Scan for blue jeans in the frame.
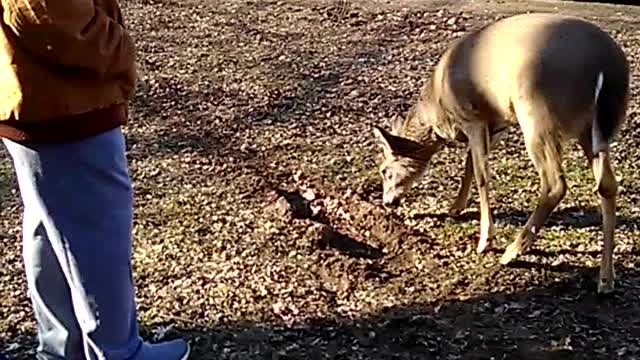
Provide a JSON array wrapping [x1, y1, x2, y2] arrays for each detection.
[[3, 128, 187, 360]]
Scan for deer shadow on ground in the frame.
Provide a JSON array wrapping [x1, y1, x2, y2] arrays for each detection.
[[414, 205, 640, 231]]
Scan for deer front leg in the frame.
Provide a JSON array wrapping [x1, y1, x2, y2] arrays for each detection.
[[468, 126, 495, 254], [449, 149, 473, 217], [450, 130, 506, 217]]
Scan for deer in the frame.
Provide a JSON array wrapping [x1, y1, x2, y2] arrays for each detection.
[[372, 13, 630, 294]]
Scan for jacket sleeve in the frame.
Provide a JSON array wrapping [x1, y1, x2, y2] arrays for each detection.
[[1, 0, 136, 78]]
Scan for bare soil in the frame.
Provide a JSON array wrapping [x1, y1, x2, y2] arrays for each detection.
[[2, 0, 640, 359]]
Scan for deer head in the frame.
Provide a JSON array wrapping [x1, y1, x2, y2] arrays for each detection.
[[372, 124, 444, 207]]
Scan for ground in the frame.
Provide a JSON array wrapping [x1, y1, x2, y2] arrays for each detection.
[[2, 0, 640, 359]]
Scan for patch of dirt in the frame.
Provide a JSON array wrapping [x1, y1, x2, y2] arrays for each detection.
[[2, 0, 640, 359]]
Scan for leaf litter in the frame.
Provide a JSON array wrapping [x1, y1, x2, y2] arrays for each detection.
[[2, 0, 640, 359]]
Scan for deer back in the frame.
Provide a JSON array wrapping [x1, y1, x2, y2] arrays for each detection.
[[415, 13, 629, 142]]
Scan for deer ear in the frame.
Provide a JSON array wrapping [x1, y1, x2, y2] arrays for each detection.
[[390, 114, 403, 135], [373, 125, 393, 154]]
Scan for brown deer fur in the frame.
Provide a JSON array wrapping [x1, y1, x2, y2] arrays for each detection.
[[373, 13, 629, 294]]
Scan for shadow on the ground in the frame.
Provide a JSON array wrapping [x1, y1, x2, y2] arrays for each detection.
[[4, 265, 639, 359], [123, 0, 465, 163], [168, 264, 640, 360], [414, 205, 640, 232], [567, 0, 638, 4], [125, 38, 394, 162]]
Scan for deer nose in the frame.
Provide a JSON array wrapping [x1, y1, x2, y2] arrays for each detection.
[[383, 196, 400, 208]]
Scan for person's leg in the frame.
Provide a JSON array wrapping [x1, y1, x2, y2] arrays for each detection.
[[3, 127, 189, 360], [22, 211, 84, 359]]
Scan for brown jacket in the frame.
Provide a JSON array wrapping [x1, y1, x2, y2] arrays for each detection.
[[0, 0, 137, 142]]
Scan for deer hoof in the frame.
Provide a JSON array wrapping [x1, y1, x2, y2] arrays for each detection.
[[448, 207, 464, 218], [500, 241, 522, 265], [448, 198, 468, 218], [598, 265, 615, 295], [476, 237, 492, 254], [597, 278, 615, 295]]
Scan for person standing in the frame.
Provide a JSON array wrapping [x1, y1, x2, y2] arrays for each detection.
[[0, 0, 189, 359]]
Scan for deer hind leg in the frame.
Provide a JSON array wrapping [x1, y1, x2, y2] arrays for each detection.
[[594, 150, 617, 294], [500, 127, 566, 265], [450, 130, 506, 217], [579, 134, 617, 294], [465, 124, 495, 254]]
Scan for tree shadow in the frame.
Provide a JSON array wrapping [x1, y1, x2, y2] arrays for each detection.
[[4, 265, 639, 359], [161, 264, 640, 360], [126, 16, 397, 162], [567, 0, 638, 4], [123, 1, 491, 166]]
